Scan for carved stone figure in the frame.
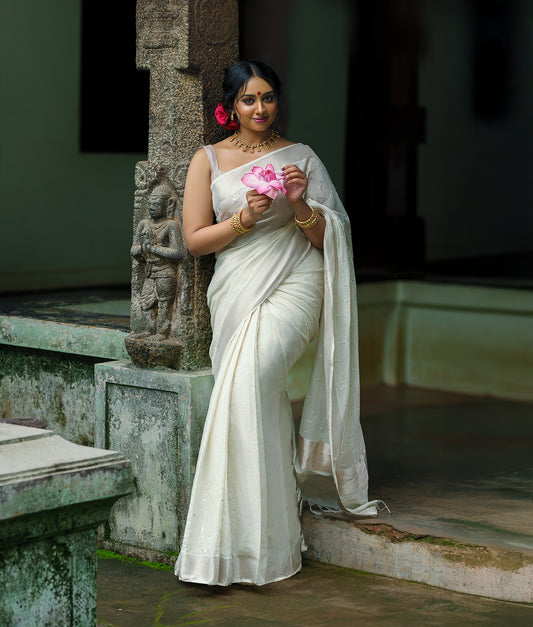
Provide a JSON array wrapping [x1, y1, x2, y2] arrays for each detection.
[[130, 184, 181, 340], [126, 180, 183, 368]]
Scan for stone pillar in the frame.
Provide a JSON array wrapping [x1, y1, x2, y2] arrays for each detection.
[[97, 1, 239, 559], [127, 0, 239, 371]]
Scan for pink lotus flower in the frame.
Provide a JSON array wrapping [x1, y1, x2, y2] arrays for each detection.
[[241, 164, 286, 200]]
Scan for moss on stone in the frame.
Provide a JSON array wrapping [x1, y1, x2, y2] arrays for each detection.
[[98, 549, 173, 571], [0, 345, 98, 445], [0, 344, 98, 384]]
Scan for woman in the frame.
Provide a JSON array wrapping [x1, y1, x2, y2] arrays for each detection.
[[175, 61, 384, 587]]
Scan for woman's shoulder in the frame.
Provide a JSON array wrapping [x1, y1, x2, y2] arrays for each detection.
[[187, 147, 212, 178], [278, 139, 316, 153], [189, 147, 210, 166], [212, 137, 233, 150], [276, 136, 295, 149]]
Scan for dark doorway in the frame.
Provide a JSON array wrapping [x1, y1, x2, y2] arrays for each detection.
[[80, 0, 149, 153], [345, 0, 426, 280]]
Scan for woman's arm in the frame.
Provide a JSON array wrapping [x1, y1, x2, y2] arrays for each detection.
[[283, 164, 326, 250], [182, 149, 237, 257], [183, 149, 273, 257]]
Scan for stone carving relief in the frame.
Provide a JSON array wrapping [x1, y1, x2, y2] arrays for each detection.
[[131, 183, 181, 339], [126, 173, 183, 368]]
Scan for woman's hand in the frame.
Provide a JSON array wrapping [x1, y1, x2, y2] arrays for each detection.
[[282, 164, 308, 204], [241, 190, 273, 228], [283, 163, 325, 250]]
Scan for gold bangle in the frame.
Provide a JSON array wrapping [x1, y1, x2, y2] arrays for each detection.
[[231, 208, 253, 234], [295, 206, 320, 229]]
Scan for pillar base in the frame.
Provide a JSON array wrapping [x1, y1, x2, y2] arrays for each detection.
[[95, 360, 213, 556]]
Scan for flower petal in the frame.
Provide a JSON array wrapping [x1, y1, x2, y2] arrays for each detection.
[[270, 181, 286, 195], [241, 173, 261, 188], [241, 165, 285, 197], [255, 182, 272, 194], [264, 188, 278, 200], [214, 103, 229, 126]]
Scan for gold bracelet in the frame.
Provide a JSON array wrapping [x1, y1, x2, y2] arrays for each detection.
[[231, 208, 253, 234], [295, 206, 320, 229]]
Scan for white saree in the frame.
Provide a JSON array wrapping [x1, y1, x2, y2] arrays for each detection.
[[175, 143, 382, 587]]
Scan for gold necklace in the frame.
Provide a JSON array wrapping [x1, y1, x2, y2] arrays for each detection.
[[229, 130, 280, 154]]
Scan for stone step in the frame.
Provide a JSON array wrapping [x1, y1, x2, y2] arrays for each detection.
[[302, 511, 533, 603]]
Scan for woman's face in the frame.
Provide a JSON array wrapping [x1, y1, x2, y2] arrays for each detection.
[[233, 76, 278, 134]]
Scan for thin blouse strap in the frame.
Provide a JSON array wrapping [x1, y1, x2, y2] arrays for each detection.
[[203, 145, 221, 183]]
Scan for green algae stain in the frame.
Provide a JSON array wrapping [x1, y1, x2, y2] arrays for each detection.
[[0, 344, 98, 384], [153, 590, 181, 625], [97, 549, 173, 571]]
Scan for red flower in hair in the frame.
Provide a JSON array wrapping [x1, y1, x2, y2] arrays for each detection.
[[215, 102, 239, 130]]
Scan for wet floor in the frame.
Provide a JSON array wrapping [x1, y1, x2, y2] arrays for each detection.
[[362, 393, 533, 554], [97, 557, 533, 626], [98, 387, 533, 626]]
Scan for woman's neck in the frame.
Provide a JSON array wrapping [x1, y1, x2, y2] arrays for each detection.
[[234, 127, 273, 144]]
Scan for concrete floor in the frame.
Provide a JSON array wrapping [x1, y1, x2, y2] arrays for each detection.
[[97, 557, 533, 626], [97, 386, 533, 625]]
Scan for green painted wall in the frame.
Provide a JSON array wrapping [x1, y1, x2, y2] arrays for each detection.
[[286, 0, 355, 200], [0, 0, 354, 294], [418, 0, 533, 261], [0, 0, 146, 292]]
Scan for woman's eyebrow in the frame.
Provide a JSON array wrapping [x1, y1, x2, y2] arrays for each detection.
[[239, 90, 274, 98]]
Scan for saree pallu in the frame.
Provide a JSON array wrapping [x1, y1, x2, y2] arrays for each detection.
[[176, 144, 380, 586]]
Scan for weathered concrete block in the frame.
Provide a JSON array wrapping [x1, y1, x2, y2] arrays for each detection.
[[0, 424, 133, 626], [94, 360, 213, 557], [302, 513, 533, 603], [0, 300, 129, 446], [0, 345, 99, 446]]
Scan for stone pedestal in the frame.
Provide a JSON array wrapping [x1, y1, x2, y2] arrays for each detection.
[[94, 360, 213, 558], [0, 424, 133, 627]]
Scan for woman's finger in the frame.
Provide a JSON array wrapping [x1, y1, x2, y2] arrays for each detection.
[[246, 189, 263, 200], [285, 173, 306, 183], [282, 164, 304, 175]]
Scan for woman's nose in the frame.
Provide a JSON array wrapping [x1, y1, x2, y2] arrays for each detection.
[[255, 100, 265, 114]]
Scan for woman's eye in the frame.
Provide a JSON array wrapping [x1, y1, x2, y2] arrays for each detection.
[[243, 98, 254, 105], [264, 95, 274, 103]]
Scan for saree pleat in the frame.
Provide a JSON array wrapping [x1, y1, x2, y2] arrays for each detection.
[[176, 144, 379, 586], [177, 247, 323, 585]]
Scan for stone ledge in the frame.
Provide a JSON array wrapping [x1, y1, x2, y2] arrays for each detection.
[[302, 512, 533, 603], [0, 425, 133, 522], [0, 314, 128, 360]]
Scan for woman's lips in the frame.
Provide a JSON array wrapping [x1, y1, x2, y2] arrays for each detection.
[[253, 118, 267, 123]]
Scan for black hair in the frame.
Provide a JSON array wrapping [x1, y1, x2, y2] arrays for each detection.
[[221, 61, 282, 115]]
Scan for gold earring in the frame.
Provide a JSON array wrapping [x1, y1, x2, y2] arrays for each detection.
[[231, 112, 236, 121]]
